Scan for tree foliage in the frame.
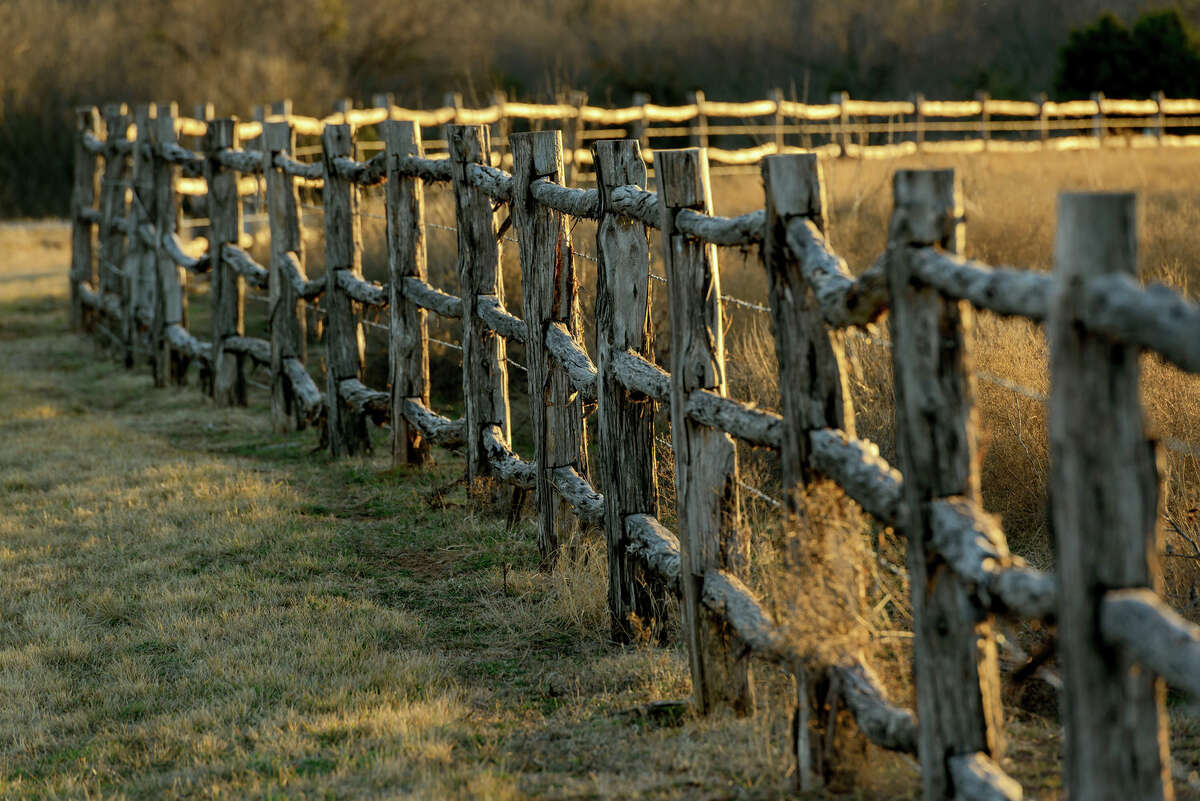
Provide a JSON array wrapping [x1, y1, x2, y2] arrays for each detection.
[[1056, 9, 1200, 98]]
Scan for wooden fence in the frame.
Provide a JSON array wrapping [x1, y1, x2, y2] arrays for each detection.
[[68, 99, 1200, 801]]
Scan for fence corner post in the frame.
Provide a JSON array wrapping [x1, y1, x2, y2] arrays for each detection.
[[1049, 191, 1170, 801], [594, 138, 661, 642], [887, 168, 1004, 800], [383, 120, 432, 466], [655, 147, 753, 716]]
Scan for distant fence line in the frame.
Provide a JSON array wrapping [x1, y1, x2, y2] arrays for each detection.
[[68, 99, 1200, 801]]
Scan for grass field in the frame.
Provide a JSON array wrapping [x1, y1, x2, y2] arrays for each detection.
[[3, 145, 1200, 799]]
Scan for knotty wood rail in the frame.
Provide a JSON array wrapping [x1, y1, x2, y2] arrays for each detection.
[[69, 99, 1200, 801]]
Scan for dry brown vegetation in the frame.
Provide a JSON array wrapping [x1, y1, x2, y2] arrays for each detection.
[[4, 144, 1200, 798]]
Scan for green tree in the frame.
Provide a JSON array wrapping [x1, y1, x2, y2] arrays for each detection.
[[1056, 9, 1200, 98]]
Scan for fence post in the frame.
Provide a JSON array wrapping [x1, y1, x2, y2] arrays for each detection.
[[511, 130, 588, 567], [150, 105, 186, 387], [320, 123, 371, 455], [1092, 91, 1106, 143], [887, 169, 1004, 801], [912, 93, 926, 151], [1035, 93, 1049, 147], [490, 90, 509, 165], [770, 87, 786, 152], [762, 152, 861, 789], [594, 139, 660, 643], [125, 102, 158, 369], [448, 124, 511, 484], [688, 90, 709, 149], [1049, 192, 1170, 801], [632, 92, 651, 151], [655, 147, 752, 715], [562, 90, 587, 186], [1153, 90, 1166, 142], [70, 106, 101, 332], [264, 121, 308, 431], [834, 91, 850, 156], [383, 120, 432, 466], [205, 118, 246, 406], [976, 90, 990, 148], [97, 104, 131, 352]]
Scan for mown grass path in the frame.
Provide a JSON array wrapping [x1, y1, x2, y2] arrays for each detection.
[[0, 227, 814, 800]]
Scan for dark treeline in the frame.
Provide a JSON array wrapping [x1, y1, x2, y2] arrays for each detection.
[[2, 0, 1196, 216]]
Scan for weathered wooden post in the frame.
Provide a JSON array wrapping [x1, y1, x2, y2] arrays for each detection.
[[976, 90, 991, 148], [594, 139, 660, 642], [512, 130, 589, 566], [1049, 192, 1171, 801], [97, 104, 131, 350], [762, 152, 861, 789], [912, 93, 926, 151], [264, 121, 308, 431], [561, 90, 587, 186], [688, 90, 709, 149], [448, 124, 511, 483], [1035, 93, 1049, 146], [205, 118, 246, 405], [632, 92, 651, 151], [886, 169, 1004, 800], [383, 120, 432, 466], [125, 102, 158, 369], [321, 123, 371, 455], [1153, 90, 1166, 143], [770, 88, 786, 152], [834, 91, 851, 157], [655, 147, 752, 715], [1092, 91, 1106, 143], [490, 90, 509, 165], [150, 105, 187, 387], [70, 106, 101, 332]]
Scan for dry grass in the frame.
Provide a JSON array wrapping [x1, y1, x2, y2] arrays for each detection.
[[8, 144, 1200, 799]]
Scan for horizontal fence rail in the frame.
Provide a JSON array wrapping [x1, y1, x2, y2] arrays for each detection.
[[67, 95, 1200, 801]]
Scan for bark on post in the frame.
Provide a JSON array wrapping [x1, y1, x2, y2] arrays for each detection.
[[448, 124, 511, 484], [383, 120, 431, 466], [594, 139, 661, 642], [125, 102, 157, 368], [264, 121, 308, 431], [886, 169, 1004, 801], [71, 106, 101, 332], [1049, 192, 1171, 801], [151, 105, 186, 387], [321, 123, 371, 456], [655, 147, 752, 715], [205, 118, 246, 405], [512, 130, 589, 567], [762, 152, 862, 790], [98, 104, 131, 349], [688, 91, 709, 149]]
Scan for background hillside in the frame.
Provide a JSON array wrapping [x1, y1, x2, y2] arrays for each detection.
[[2, 0, 1197, 216]]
